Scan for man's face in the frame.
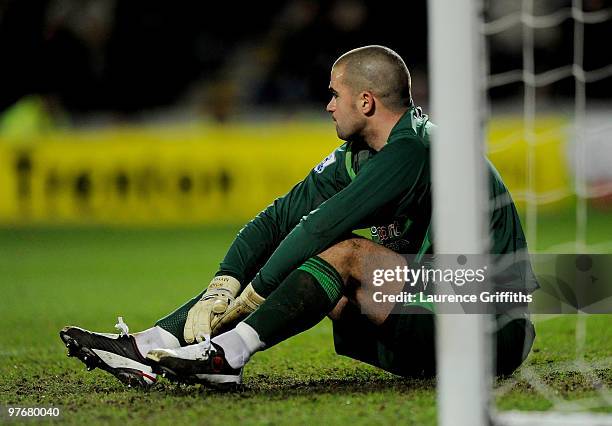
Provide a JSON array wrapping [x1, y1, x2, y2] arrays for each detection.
[[326, 65, 365, 141]]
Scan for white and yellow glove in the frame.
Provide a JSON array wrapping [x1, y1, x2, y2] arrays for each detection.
[[212, 283, 266, 335], [184, 275, 241, 344]]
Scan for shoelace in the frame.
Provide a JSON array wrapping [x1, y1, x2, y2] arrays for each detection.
[[114, 316, 130, 337], [198, 335, 216, 360]]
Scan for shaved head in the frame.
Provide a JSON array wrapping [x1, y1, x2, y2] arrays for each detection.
[[333, 45, 413, 112]]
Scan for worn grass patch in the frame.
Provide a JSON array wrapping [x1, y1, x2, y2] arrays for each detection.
[[1, 226, 610, 424]]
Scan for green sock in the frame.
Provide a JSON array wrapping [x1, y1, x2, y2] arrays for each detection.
[[155, 290, 205, 345], [245, 256, 344, 347]]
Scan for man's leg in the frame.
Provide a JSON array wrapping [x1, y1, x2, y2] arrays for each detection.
[[148, 237, 536, 382], [59, 292, 202, 387], [242, 237, 409, 346], [154, 291, 206, 345], [146, 263, 340, 384], [147, 238, 425, 381]]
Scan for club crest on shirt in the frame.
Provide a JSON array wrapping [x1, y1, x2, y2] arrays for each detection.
[[314, 152, 336, 174]]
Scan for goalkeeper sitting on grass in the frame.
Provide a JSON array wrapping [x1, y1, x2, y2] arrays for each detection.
[[60, 45, 538, 388]]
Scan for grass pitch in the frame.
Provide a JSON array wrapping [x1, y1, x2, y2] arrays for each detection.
[[1, 210, 611, 425]]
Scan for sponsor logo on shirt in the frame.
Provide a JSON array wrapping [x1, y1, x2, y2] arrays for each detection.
[[370, 221, 402, 242], [314, 152, 336, 174]]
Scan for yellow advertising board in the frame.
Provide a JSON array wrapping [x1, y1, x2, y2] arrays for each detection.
[[0, 117, 572, 226], [0, 123, 340, 225], [487, 115, 572, 210]]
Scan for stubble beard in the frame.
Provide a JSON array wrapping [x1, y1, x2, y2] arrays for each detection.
[[335, 124, 348, 141], [336, 120, 365, 143]]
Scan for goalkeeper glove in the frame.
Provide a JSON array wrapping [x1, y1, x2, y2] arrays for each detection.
[[212, 283, 265, 334], [184, 275, 241, 344]]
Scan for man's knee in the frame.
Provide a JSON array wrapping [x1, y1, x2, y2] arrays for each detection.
[[320, 237, 369, 259], [318, 237, 372, 277]]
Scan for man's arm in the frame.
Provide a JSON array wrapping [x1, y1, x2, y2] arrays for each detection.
[[217, 144, 351, 286], [184, 145, 351, 342], [252, 138, 429, 297]]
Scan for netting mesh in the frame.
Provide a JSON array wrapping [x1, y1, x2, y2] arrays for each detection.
[[482, 0, 612, 421]]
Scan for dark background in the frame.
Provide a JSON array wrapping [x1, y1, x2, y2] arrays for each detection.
[[0, 0, 610, 121]]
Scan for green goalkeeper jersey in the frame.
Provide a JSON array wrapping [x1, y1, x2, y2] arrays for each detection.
[[218, 107, 538, 297]]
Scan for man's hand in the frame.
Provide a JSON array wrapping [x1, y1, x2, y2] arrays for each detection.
[[212, 283, 265, 334], [184, 276, 241, 344]]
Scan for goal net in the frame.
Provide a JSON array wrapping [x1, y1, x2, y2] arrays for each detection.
[[429, 0, 612, 425]]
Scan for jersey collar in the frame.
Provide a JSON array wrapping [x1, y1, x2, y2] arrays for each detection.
[[387, 106, 419, 144]]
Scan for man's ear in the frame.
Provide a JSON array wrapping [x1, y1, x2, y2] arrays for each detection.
[[360, 91, 375, 115]]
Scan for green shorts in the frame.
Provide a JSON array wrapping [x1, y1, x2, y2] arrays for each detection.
[[332, 303, 535, 378]]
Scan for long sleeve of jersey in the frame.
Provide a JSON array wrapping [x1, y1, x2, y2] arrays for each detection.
[[216, 145, 351, 287], [252, 137, 429, 297]]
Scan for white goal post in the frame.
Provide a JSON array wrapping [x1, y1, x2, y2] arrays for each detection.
[[429, 0, 491, 426], [429, 0, 612, 425]]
